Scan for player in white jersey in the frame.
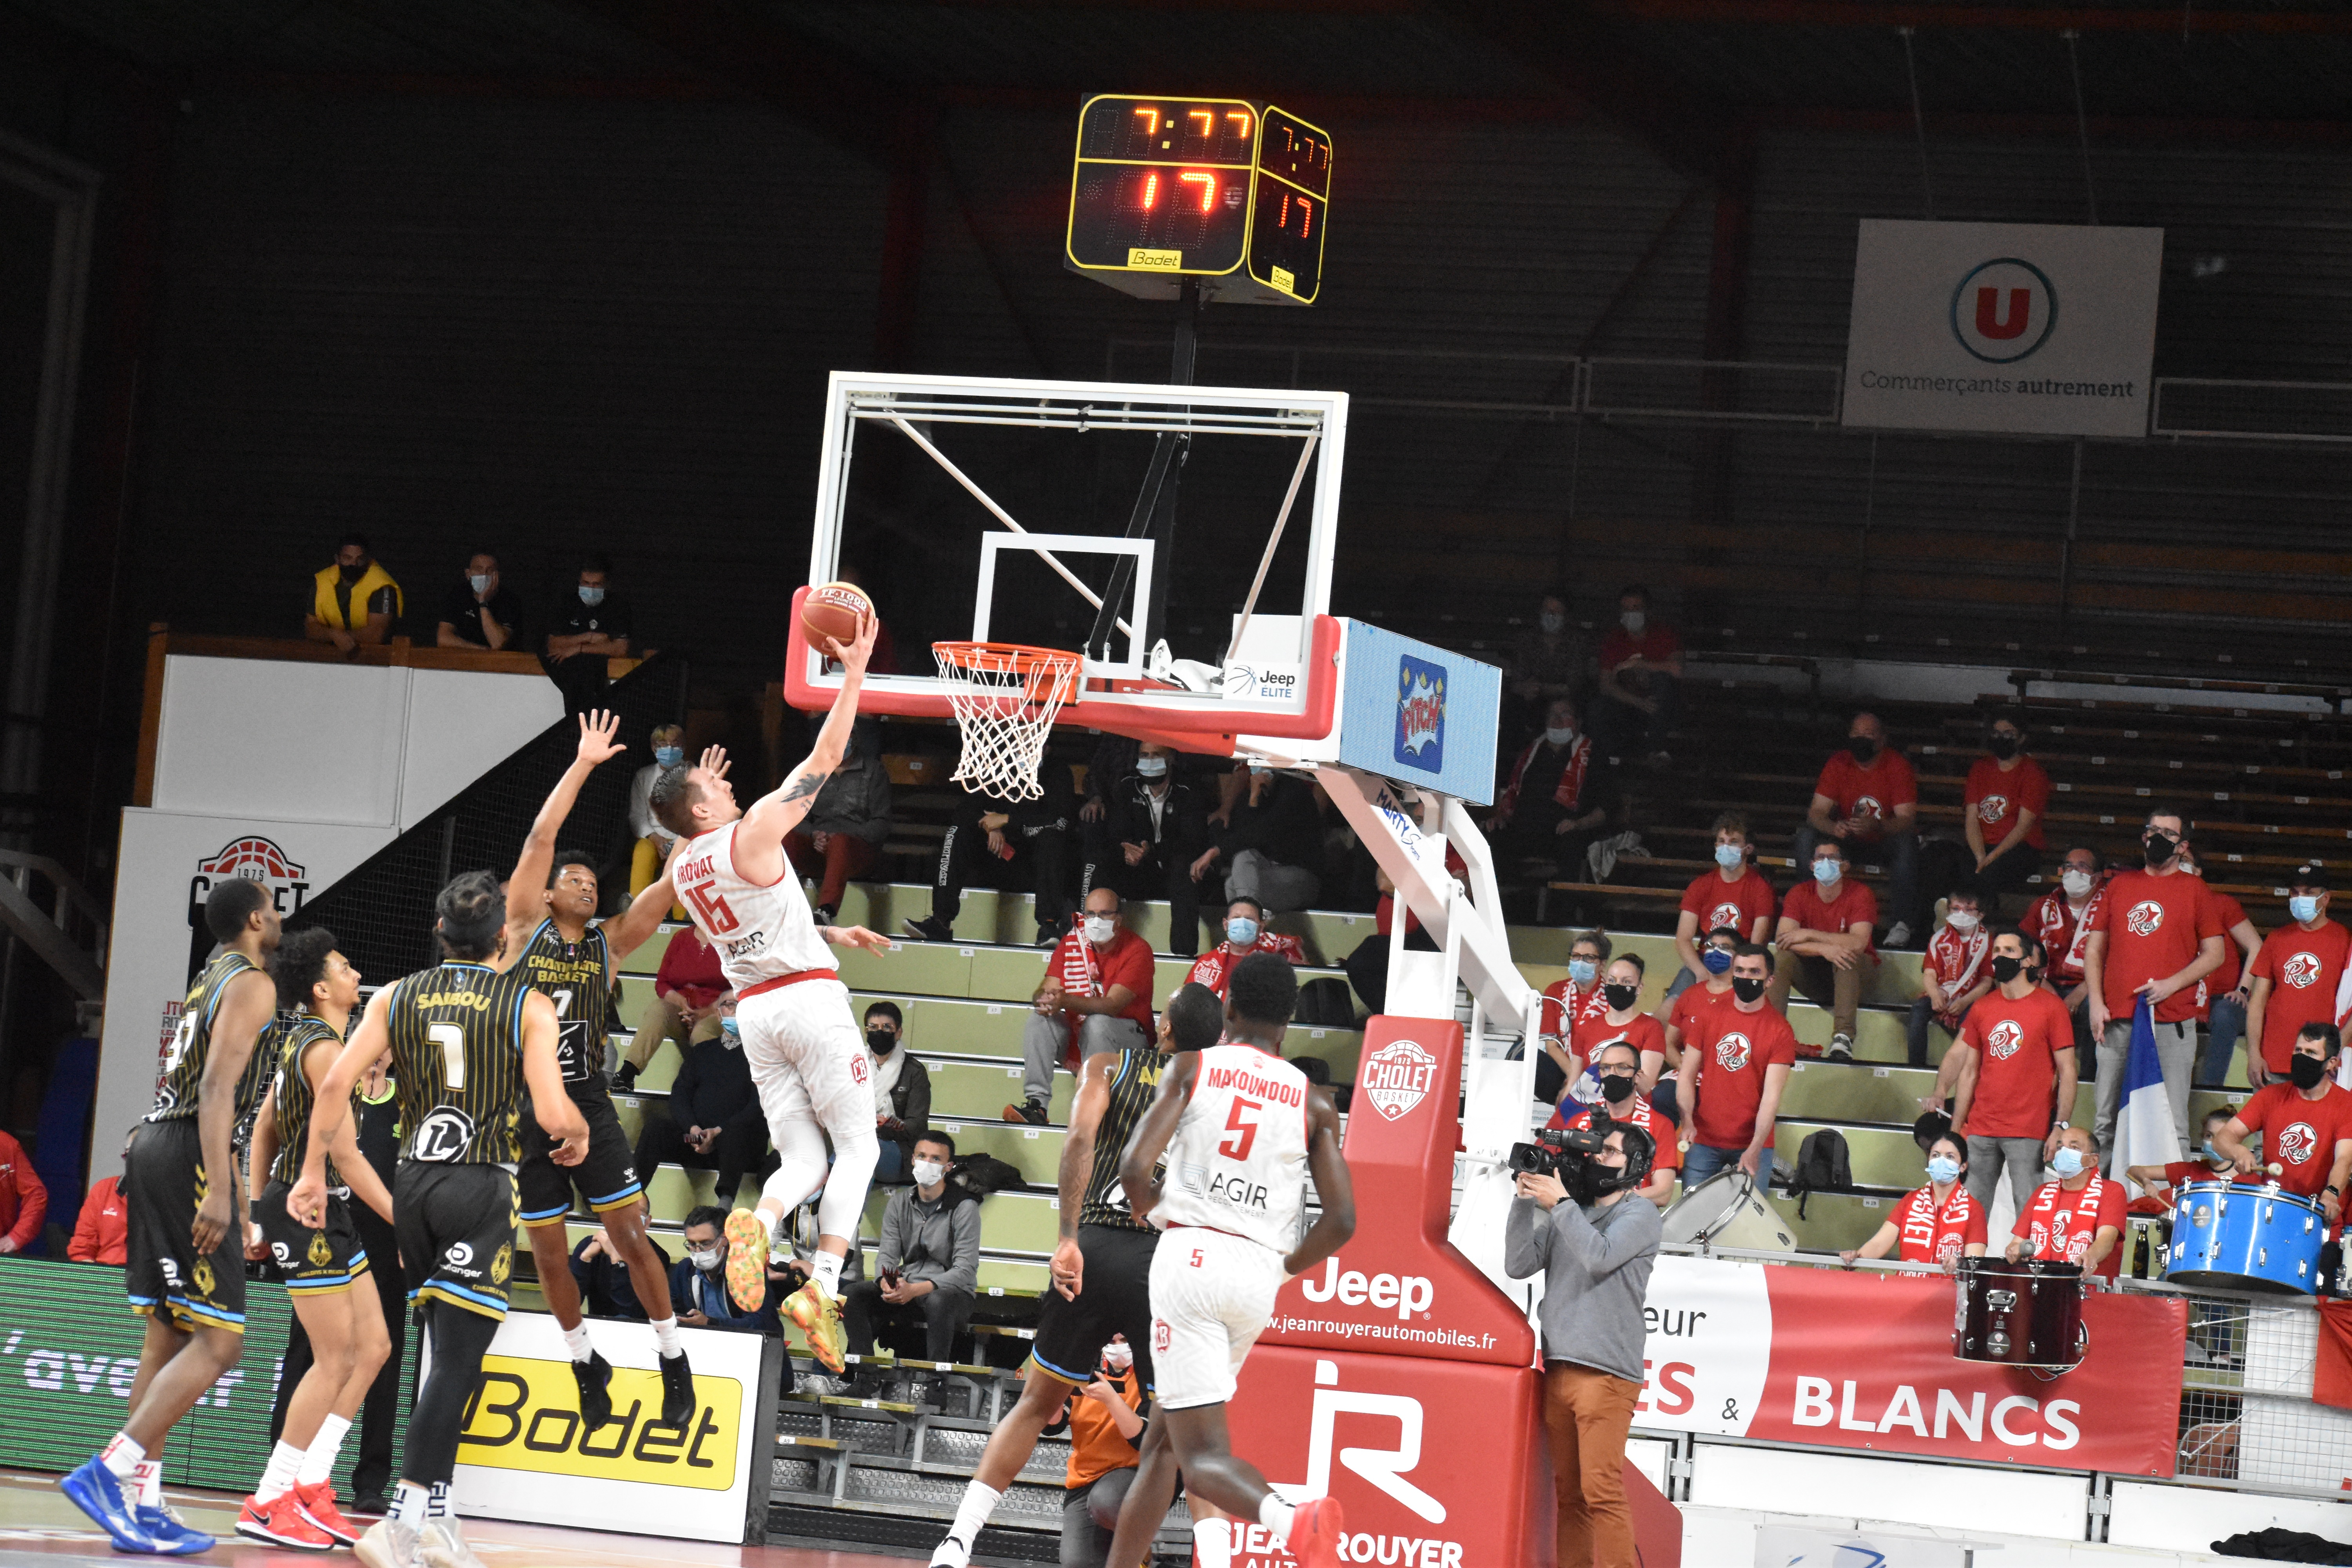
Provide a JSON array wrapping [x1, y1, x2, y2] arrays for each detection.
[[646, 609, 889, 1371], [1104, 951, 1356, 1568]]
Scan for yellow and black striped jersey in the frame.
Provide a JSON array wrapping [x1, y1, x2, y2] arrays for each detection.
[[265, 1014, 356, 1189], [1078, 1044, 1173, 1231], [513, 918, 613, 1098], [148, 951, 273, 1132], [384, 961, 534, 1165]]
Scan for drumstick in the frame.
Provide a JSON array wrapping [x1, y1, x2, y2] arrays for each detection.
[[2268, 1162, 2284, 1177]]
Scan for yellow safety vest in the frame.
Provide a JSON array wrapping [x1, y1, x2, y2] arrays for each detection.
[[312, 562, 403, 630]]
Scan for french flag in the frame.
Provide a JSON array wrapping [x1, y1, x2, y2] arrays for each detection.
[[2108, 998, 2182, 1178]]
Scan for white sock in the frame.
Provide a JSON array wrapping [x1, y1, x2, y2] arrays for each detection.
[[1258, 1494, 1296, 1546], [943, 1479, 1001, 1550], [299, 1415, 350, 1488], [562, 1322, 594, 1363], [392, 1482, 430, 1526], [427, 1482, 451, 1520], [812, 1251, 844, 1297], [133, 1460, 163, 1509], [650, 1316, 684, 1357], [99, 1432, 145, 1482], [256, 1440, 303, 1502], [1194, 1517, 1233, 1568]]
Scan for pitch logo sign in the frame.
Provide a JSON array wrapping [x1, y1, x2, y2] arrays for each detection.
[[2125, 900, 2166, 938], [2283, 951, 2323, 990], [1950, 258, 2056, 365], [1392, 655, 1446, 774], [1359, 1038, 1438, 1122]]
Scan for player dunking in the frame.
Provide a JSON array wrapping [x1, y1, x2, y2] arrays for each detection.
[[647, 609, 889, 1370], [927, 982, 1227, 1568], [292, 871, 588, 1568], [63, 878, 281, 1555], [496, 710, 697, 1428], [1105, 953, 1356, 1568], [238, 927, 395, 1550]]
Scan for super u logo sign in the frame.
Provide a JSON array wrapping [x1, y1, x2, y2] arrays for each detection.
[[1950, 257, 2057, 364], [1392, 655, 1445, 774]]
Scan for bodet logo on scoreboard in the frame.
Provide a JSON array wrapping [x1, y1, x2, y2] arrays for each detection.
[[456, 1352, 740, 1489]]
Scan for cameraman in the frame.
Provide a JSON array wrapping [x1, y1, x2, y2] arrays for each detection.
[[1505, 1124, 1662, 1568]]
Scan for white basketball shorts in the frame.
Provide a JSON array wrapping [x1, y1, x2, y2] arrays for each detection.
[[737, 976, 871, 1140], [1147, 1224, 1288, 1411]]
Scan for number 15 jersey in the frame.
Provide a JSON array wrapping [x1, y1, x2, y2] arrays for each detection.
[[385, 960, 534, 1165], [671, 819, 833, 988], [1152, 1043, 1314, 1255]]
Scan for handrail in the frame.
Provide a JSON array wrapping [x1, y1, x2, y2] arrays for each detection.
[[0, 849, 105, 1000], [0, 848, 107, 930]]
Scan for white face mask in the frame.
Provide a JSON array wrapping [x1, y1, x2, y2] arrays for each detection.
[[1620, 610, 1646, 634], [468, 573, 492, 595], [1135, 755, 1168, 778], [688, 1245, 722, 1271], [1103, 1343, 1134, 1372], [1945, 910, 1980, 932], [1544, 725, 1576, 746], [911, 1159, 946, 1187], [2061, 868, 2094, 898], [1539, 611, 1565, 634], [1084, 916, 1116, 945]]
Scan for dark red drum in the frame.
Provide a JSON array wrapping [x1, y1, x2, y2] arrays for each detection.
[[1952, 1256, 2086, 1371]]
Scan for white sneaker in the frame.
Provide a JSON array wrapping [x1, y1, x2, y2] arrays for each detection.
[[1827, 1033, 1855, 1062], [929, 1535, 973, 1568], [419, 1519, 486, 1568], [355, 1519, 421, 1568]]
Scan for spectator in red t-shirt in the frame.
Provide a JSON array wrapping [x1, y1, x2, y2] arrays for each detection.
[[1907, 887, 1993, 1069], [615, 922, 728, 1089], [2178, 843, 2263, 1090], [1770, 839, 1877, 1061], [1795, 712, 1922, 947], [1944, 927, 2079, 1219], [1670, 812, 1776, 999], [1558, 953, 1667, 1111], [1658, 927, 1739, 1129], [2213, 1023, 2352, 1221], [1536, 929, 1613, 1105], [68, 1173, 129, 1265], [2123, 1107, 2244, 1217], [1548, 1037, 1679, 1207], [1184, 896, 1306, 1001], [0, 1129, 48, 1255], [1013, 887, 1154, 1125], [2245, 867, 2351, 1090], [1588, 584, 1681, 765], [2008, 1127, 2125, 1281], [1679, 945, 1799, 1187], [1840, 1133, 1987, 1273], [1963, 708, 2050, 902], [2025, 845, 2105, 1059], [2085, 807, 2226, 1159]]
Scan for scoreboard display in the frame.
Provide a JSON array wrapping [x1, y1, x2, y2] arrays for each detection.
[[1065, 94, 1332, 305]]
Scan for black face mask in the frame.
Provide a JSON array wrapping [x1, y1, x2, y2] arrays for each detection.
[[867, 1028, 898, 1056], [338, 560, 368, 583], [2144, 831, 2180, 868], [1849, 735, 1880, 763], [1599, 1073, 1636, 1104], [2291, 1053, 2330, 1091], [1602, 983, 1639, 1011], [1988, 734, 2020, 759], [1989, 955, 2025, 984], [1731, 976, 1767, 1003]]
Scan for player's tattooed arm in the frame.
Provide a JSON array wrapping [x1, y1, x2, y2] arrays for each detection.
[[739, 613, 877, 854]]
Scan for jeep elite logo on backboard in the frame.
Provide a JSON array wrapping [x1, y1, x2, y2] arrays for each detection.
[[1360, 1039, 1439, 1122]]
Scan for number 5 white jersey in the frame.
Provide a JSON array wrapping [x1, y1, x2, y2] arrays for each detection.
[[1152, 1044, 1314, 1255], [671, 820, 834, 988]]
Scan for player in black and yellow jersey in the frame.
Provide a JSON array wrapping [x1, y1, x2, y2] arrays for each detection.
[[291, 871, 584, 1568], [926, 983, 1224, 1568], [495, 710, 694, 1428], [239, 926, 396, 1551], [62, 878, 281, 1556]]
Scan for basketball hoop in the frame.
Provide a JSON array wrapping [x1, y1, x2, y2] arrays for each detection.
[[933, 641, 1085, 800]]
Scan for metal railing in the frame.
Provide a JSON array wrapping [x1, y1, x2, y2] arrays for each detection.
[[0, 849, 104, 1001]]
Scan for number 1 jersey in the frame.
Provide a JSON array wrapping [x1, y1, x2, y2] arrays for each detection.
[[385, 960, 534, 1165], [1153, 1043, 1314, 1255], [671, 819, 833, 988]]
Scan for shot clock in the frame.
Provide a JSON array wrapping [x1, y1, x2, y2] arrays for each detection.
[[1065, 94, 1332, 306]]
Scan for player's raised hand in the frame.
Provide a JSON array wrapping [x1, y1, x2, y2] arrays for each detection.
[[699, 744, 731, 780], [824, 924, 892, 952], [823, 608, 880, 676], [576, 709, 626, 766]]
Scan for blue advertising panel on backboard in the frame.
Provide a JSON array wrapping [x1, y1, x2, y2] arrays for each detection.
[[1335, 620, 1501, 804]]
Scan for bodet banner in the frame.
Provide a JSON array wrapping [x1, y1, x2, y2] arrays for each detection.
[[1631, 1257, 2185, 1476], [1842, 218, 2163, 438]]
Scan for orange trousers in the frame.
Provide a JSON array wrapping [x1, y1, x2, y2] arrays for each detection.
[[1543, 1360, 1641, 1568]]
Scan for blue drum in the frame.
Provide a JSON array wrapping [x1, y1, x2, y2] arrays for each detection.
[[2166, 1180, 2327, 1294]]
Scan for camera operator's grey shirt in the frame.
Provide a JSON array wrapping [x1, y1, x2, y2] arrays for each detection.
[[1505, 1193, 1662, 1383]]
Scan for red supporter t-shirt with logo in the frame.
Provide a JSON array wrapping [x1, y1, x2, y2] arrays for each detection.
[[2090, 867, 2222, 1024], [2201, 892, 2250, 1004], [1183, 932, 1306, 1002], [1781, 877, 1880, 954], [1571, 1009, 1668, 1073], [1965, 755, 2052, 851], [1957, 985, 2077, 1140], [1548, 1093, 1682, 1172], [1666, 982, 1730, 1052], [2234, 1081, 2352, 1200], [1688, 1004, 1800, 1151], [1680, 867, 1778, 942], [2249, 921, 2352, 1075], [1047, 926, 1156, 1057], [1539, 976, 1609, 1042], [1812, 749, 1918, 835], [2024, 1174, 2127, 1280], [1895, 1182, 1987, 1266]]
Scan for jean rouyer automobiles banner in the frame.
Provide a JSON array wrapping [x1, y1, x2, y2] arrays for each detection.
[[1631, 1257, 2187, 1476], [1842, 219, 2164, 437]]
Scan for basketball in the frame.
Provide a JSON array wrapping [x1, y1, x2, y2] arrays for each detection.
[[800, 580, 872, 649]]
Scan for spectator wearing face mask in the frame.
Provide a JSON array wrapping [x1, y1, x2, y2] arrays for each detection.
[[1195, 760, 1324, 912], [1559, 955, 1666, 1112], [1659, 927, 1741, 1125], [1907, 887, 1992, 1069], [1840, 1134, 1985, 1274], [614, 923, 727, 1089], [303, 534, 400, 654], [1185, 897, 1305, 1001], [2177, 844, 2261, 1092], [2026, 846, 2105, 1061], [2083, 808, 2225, 1158], [670, 1206, 783, 1331], [1009, 888, 1153, 1126], [783, 717, 894, 927], [1048, 1334, 1149, 1568], [1794, 711, 1921, 947], [1548, 1040, 1678, 1207], [1506, 592, 1590, 742], [1962, 709, 2048, 902], [1940, 928, 2078, 1220], [863, 1002, 933, 1185], [1670, 813, 1776, 1000], [2124, 1108, 2249, 1217], [1092, 744, 1209, 958], [434, 550, 523, 651], [629, 995, 767, 1208], [1587, 584, 1681, 765], [2007, 1127, 2125, 1280], [544, 554, 632, 714], [1678, 944, 1799, 1188], [624, 722, 688, 915], [2244, 867, 2351, 1091], [842, 1132, 982, 1364], [1770, 839, 1878, 1062], [1490, 697, 1621, 882], [1537, 930, 1613, 1105], [2212, 1024, 2352, 1227]]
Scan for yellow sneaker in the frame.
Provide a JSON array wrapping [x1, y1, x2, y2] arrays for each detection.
[[787, 1278, 847, 1373], [722, 1209, 771, 1314]]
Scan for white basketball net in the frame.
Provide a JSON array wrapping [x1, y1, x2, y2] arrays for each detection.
[[933, 642, 1083, 800]]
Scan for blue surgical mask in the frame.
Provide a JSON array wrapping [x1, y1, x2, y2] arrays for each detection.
[[1714, 843, 1744, 871], [1702, 948, 1733, 975], [1226, 917, 1259, 947], [654, 746, 683, 768], [468, 573, 492, 595], [1813, 858, 1841, 885], [1136, 755, 1168, 779], [1568, 958, 1598, 986], [2291, 895, 2322, 923], [1927, 1156, 1961, 1185], [2201, 1140, 2224, 1164], [720, 1018, 740, 1046], [2052, 1147, 2087, 1178], [579, 584, 606, 607]]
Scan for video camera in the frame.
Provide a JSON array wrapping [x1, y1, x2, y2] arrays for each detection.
[[1506, 1108, 1655, 1204]]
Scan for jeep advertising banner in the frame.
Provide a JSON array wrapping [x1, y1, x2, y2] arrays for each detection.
[[1842, 219, 2163, 438]]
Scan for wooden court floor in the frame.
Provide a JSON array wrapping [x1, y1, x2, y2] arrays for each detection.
[[0, 1473, 909, 1566]]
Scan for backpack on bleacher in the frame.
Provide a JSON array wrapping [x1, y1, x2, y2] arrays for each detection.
[[1788, 1128, 1851, 1220], [949, 1152, 1025, 1197], [1293, 977, 1358, 1029]]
